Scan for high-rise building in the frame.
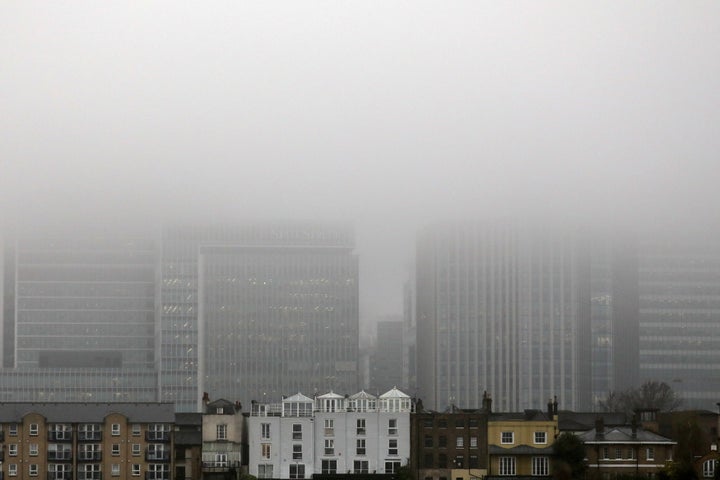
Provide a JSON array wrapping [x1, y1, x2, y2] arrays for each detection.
[[160, 223, 359, 411], [0, 231, 160, 402], [369, 318, 405, 393], [637, 229, 720, 409], [415, 221, 594, 412]]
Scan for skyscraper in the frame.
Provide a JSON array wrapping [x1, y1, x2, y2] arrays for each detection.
[[415, 221, 593, 411], [637, 229, 720, 409], [160, 223, 359, 411]]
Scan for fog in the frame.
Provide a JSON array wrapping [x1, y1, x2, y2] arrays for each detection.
[[2, 1, 719, 320]]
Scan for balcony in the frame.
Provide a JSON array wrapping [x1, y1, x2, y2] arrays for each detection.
[[77, 472, 102, 480], [77, 452, 102, 462], [202, 461, 241, 472], [48, 432, 74, 442], [47, 473, 73, 480], [47, 452, 73, 461], [145, 473, 170, 480], [146, 431, 171, 442], [77, 431, 102, 442], [146, 452, 171, 462]]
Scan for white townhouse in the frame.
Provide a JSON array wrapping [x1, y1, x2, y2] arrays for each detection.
[[249, 388, 413, 479]]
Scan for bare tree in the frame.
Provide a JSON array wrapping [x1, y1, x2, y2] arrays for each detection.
[[599, 381, 682, 414]]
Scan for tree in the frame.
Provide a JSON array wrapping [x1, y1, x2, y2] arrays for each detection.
[[599, 381, 682, 414], [552, 432, 587, 480]]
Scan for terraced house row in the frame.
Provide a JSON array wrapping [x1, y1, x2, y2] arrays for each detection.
[[2, 393, 704, 480]]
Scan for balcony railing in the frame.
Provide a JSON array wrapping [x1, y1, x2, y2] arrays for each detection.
[[77, 452, 102, 462], [77, 432, 102, 442], [48, 432, 74, 442], [78, 472, 102, 480], [47, 452, 73, 461], [146, 452, 171, 462], [146, 431, 171, 442], [202, 461, 241, 471], [47, 473, 73, 480], [145, 473, 170, 480]]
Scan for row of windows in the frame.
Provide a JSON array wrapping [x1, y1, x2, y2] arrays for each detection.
[[3, 463, 168, 477], [259, 439, 400, 459], [498, 456, 549, 476], [256, 418, 394, 441], [422, 417, 481, 429], [4, 443, 169, 457], [600, 447, 657, 461], [2, 423, 170, 436], [424, 435, 480, 448], [256, 460, 401, 479]]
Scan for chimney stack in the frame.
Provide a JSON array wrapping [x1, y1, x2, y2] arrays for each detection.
[[482, 391, 492, 413], [631, 414, 638, 439], [595, 417, 605, 440]]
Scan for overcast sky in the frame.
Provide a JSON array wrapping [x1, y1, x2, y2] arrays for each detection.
[[2, 1, 719, 320]]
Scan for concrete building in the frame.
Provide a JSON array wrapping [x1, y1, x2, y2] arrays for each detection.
[[0, 402, 174, 480], [160, 223, 359, 412], [369, 318, 405, 393], [415, 221, 593, 412], [248, 388, 412, 479]]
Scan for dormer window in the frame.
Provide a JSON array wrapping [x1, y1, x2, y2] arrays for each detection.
[[217, 407, 224, 414]]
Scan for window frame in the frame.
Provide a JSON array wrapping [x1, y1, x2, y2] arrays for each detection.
[[499, 456, 516, 476], [388, 438, 399, 456], [217, 424, 228, 440], [531, 456, 549, 476], [111, 423, 121, 436], [500, 431, 514, 445], [534, 431, 547, 444], [29, 423, 39, 436]]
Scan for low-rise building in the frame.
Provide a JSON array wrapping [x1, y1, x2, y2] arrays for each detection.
[[0, 402, 174, 480], [202, 397, 244, 480]]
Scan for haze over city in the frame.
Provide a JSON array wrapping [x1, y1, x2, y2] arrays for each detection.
[[2, 0, 719, 324]]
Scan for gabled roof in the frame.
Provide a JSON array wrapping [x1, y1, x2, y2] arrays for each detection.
[[577, 426, 676, 444], [283, 393, 313, 403], [558, 411, 628, 431], [489, 409, 553, 422], [380, 387, 410, 399], [317, 391, 344, 399], [349, 390, 377, 400]]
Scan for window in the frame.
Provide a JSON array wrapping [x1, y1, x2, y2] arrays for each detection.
[[439, 435, 447, 448], [79, 423, 102, 440], [29, 423, 39, 436], [261, 423, 271, 439], [501, 431, 514, 444], [385, 461, 401, 474], [112, 444, 121, 456], [454, 456, 464, 468], [357, 438, 366, 455], [9, 444, 17, 456], [132, 465, 141, 477], [423, 418, 433, 428], [322, 460, 337, 474], [112, 465, 121, 477], [470, 436, 478, 448], [293, 444, 302, 460], [439, 454, 448, 468], [424, 435, 433, 448], [354, 460, 369, 474], [111, 423, 121, 436], [646, 447, 655, 461], [602, 447, 609, 460], [261, 443, 271, 460], [215, 453, 228, 467], [324, 419, 334, 436], [534, 431, 547, 444], [469, 418, 479, 429], [29, 443, 38, 456], [469, 455, 479, 468], [8, 464, 17, 477], [357, 418, 366, 435], [132, 424, 141, 436], [388, 438, 398, 456], [292, 423, 302, 440], [289, 464, 305, 479], [703, 459, 716, 478], [29, 464, 39, 477], [499, 457, 516, 476], [456, 436, 464, 448], [324, 439, 335, 455], [424, 454, 434, 468], [628, 449, 635, 460], [615, 448, 622, 460], [79, 443, 101, 461], [132, 444, 141, 456], [438, 419, 447, 428], [216, 407, 224, 414], [217, 424, 227, 440], [532, 457, 549, 476], [455, 418, 465, 429], [388, 418, 398, 435], [258, 465, 274, 479], [147, 464, 168, 480]]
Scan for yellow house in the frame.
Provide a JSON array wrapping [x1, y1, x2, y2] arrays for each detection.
[[486, 403, 559, 478]]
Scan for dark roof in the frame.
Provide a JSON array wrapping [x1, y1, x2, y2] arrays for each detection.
[[175, 412, 202, 426], [558, 412, 628, 431], [490, 409, 554, 422], [489, 445, 555, 455], [577, 426, 676, 444], [0, 402, 175, 423]]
